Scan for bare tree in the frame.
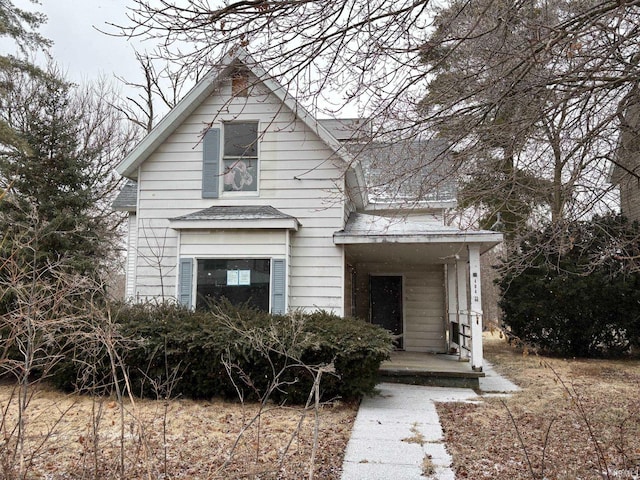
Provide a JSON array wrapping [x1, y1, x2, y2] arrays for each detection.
[[113, 0, 640, 209], [73, 76, 141, 211], [108, 0, 640, 286], [113, 51, 210, 133], [422, 0, 625, 236], [0, 199, 104, 478]]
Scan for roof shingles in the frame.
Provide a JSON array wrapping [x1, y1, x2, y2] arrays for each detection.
[[171, 205, 296, 222]]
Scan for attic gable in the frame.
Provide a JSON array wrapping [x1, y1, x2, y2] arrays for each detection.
[[115, 49, 367, 209]]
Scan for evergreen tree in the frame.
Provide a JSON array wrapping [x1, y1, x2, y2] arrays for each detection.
[[0, 70, 121, 280], [499, 214, 640, 357], [0, 0, 50, 152], [420, 0, 608, 239]]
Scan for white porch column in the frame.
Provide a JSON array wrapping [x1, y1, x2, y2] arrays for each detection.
[[446, 263, 458, 351], [468, 244, 484, 371], [455, 258, 469, 360]]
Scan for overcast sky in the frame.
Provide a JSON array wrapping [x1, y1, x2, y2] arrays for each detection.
[[18, 0, 142, 85], [11, 0, 356, 117]]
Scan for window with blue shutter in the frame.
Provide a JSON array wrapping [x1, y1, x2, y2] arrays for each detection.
[[196, 259, 270, 311], [178, 257, 193, 307], [271, 259, 286, 314], [222, 122, 258, 192], [202, 128, 220, 198]]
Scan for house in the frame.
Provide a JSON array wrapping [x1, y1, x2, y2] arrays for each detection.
[[612, 87, 640, 222], [113, 49, 502, 371]]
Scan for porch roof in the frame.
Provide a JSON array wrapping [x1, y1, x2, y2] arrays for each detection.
[[111, 180, 137, 212], [169, 205, 300, 230], [334, 213, 502, 263]]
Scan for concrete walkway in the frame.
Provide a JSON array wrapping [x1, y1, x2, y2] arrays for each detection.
[[341, 362, 519, 480]]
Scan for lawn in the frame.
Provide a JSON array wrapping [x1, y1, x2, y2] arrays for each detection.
[[0, 381, 356, 479], [437, 333, 640, 479], [5, 334, 640, 479]]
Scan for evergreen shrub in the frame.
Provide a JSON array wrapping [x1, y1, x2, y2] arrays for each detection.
[[499, 214, 640, 357], [54, 301, 394, 403]]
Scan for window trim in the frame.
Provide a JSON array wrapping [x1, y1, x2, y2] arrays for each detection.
[[195, 257, 271, 311], [189, 256, 287, 314]]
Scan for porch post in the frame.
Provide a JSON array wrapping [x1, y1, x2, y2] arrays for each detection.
[[455, 258, 469, 360], [468, 244, 483, 371]]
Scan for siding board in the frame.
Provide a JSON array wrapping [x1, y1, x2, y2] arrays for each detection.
[[135, 72, 347, 315]]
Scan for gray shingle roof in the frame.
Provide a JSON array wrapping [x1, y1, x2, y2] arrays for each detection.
[[339, 212, 460, 237], [345, 140, 457, 203], [171, 205, 296, 222], [111, 180, 137, 211]]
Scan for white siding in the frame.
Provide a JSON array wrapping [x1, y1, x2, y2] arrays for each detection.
[[180, 230, 288, 258], [403, 268, 447, 352], [134, 217, 178, 301], [620, 178, 640, 222], [125, 213, 137, 300], [354, 263, 446, 353], [134, 75, 346, 313], [344, 262, 355, 317]]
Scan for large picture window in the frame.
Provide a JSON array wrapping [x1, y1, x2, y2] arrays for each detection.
[[196, 258, 270, 311], [223, 122, 258, 192]]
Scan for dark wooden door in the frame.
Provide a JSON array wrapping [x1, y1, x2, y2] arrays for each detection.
[[370, 275, 403, 349]]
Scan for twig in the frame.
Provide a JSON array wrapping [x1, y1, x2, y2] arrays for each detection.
[[500, 398, 537, 479]]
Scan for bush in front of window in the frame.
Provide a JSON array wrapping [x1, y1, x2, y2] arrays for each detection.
[[52, 300, 394, 403]]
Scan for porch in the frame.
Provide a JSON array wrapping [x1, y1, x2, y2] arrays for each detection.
[[334, 212, 503, 372], [379, 351, 485, 389]]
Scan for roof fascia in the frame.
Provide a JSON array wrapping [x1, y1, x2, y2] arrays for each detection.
[[116, 63, 237, 178], [169, 217, 300, 231], [363, 200, 458, 214], [333, 231, 503, 246]]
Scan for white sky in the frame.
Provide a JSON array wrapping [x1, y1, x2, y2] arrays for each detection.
[[16, 0, 142, 86]]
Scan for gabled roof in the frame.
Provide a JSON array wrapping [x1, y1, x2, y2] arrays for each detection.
[[115, 48, 367, 209]]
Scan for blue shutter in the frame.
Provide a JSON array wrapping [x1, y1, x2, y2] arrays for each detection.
[[178, 257, 193, 307], [202, 128, 220, 198], [271, 259, 286, 314]]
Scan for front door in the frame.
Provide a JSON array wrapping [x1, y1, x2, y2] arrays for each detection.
[[370, 275, 403, 349]]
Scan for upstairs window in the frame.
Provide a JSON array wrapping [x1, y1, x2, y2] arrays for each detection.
[[223, 122, 258, 192]]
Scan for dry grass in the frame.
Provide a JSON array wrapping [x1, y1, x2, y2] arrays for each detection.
[[0, 381, 356, 479], [437, 332, 640, 479], [402, 423, 427, 446]]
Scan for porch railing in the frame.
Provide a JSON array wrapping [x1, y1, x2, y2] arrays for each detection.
[[449, 310, 483, 371]]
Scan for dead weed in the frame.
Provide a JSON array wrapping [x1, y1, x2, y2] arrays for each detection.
[[437, 332, 640, 479], [0, 383, 357, 479]]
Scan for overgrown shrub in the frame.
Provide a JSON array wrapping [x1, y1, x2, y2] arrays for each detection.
[[499, 214, 640, 357], [53, 301, 394, 403]]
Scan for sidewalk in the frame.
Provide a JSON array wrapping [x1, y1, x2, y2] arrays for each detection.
[[340, 362, 519, 480]]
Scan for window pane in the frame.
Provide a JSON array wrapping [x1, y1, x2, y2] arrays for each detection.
[[196, 259, 270, 312], [224, 122, 258, 157], [223, 158, 257, 191]]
